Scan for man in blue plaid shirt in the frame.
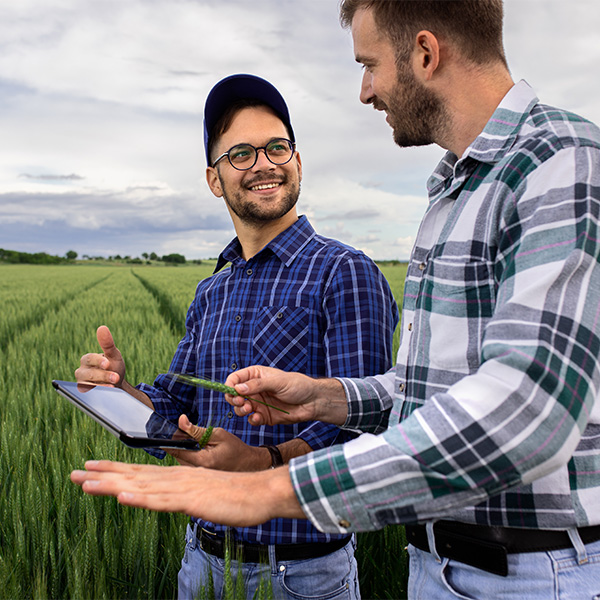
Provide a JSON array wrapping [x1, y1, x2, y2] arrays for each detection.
[[75, 74, 398, 599], [73, 1, 600, 598]]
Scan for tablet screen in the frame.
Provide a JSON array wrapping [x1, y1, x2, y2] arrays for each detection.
[[53, 380, 199, 449]]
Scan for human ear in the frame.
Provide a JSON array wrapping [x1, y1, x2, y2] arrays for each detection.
[[414, 30, 440, 80], [295, 151, 303, 182], [206, 167, 223, 198]]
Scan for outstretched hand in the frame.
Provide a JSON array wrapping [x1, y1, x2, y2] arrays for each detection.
[[70, 459, 305, 525]]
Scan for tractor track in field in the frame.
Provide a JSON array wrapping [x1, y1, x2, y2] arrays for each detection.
[[0, 273, 113, 352], [131, 270, 185, 337]]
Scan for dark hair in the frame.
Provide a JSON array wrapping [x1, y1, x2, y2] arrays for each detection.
[[339, 0, 507, 68], [208, 99, 293, 166]]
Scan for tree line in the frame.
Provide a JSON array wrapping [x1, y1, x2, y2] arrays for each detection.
[[0, 249, 198, 265]]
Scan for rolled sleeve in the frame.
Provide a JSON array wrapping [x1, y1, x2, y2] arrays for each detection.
[[337, 369, 395, 433]]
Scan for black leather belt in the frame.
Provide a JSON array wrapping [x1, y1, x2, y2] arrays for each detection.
[[406, 521, 600, 577], [196, 527, 351, 563]]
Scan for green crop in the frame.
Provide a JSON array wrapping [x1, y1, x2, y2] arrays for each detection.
[[0, 262, 408, 599]]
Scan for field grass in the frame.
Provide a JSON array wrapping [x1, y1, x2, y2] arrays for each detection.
[[0, 262, 408, 599]]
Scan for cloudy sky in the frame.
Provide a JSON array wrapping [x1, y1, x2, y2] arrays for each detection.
[[2, 0, 599, 260]]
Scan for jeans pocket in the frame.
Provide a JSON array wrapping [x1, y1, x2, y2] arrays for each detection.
[[440, 559, 478, 600], [277, 544, 356, 600]]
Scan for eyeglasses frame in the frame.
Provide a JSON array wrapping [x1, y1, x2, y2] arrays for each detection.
[[211, 138, 297, 171]]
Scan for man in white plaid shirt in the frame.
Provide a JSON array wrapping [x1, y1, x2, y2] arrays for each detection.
[[72, 1, 600, 597]]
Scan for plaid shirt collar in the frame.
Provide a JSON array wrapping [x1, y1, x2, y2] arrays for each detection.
[[214, 214, 316, 273], [427, 80, 539, 199]]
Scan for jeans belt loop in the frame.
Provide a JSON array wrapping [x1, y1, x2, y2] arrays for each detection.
[[568, 528, 589, 565], [426, 521, 442, 563]]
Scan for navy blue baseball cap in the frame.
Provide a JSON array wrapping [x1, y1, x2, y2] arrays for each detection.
[[203, 74, 295, 166]]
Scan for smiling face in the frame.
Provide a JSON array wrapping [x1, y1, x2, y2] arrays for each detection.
[[206, 105, 302, 229], [352, 7, 445, 148]]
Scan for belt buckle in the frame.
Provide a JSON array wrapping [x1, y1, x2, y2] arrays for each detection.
[[199, 527, 217, 553]]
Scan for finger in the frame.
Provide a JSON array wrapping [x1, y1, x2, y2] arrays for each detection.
[[75, 364, 120, 385], [248, 411, 267, 426], [177, 414, 206, 441], [224, 366, 273, 393], [166, 448, 201, 468], [96, 325, 121, 360], [229, 396, 274, 423], [224, 367, 253, 387], [83, 459, 166, 473], [166, 450, 195, 467], [74, 463, 194, 493], [79, 352, 111, 370]]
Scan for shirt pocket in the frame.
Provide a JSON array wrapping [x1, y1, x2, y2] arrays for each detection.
[[251, 306, 309, 371], [414, 257, 495, 371]]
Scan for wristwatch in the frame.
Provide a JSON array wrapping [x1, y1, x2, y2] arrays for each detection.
[[261, 444, 284, 469]]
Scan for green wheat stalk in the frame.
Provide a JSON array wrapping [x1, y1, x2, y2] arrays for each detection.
[[167, 373, 290, 415]]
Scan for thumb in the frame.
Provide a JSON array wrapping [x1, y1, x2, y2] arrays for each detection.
[[96, 325, 120, 359], [178, 414, 206, 442]]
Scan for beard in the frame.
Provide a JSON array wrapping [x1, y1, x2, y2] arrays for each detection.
[[375, 66, 447, 148], [218, 171, 301, 227]]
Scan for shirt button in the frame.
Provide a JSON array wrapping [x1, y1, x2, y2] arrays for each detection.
[[408, 323, 413, 331], [246, 269, 253, 276], [399, 383, 405, 392], [418, 262, 426, 271], [231, 363, 237, 370], [277, 312, 284, 319], [338, 518, 351, 528], [235, 315, 242, 322], [227, 411, 234, 419]]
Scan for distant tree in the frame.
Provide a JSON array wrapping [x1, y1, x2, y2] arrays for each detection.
[[161, 253, 186, 264], [142, 252, 149, 260], [150, 252, 158, 261], [0, 248, 65, 264], [65, 250, 78, 261]]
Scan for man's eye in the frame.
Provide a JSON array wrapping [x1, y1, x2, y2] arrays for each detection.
[[230, 147, 253, 162], [267, 141, 289, 154]]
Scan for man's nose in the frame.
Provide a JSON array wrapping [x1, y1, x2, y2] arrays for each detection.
[[359, 70, 374, 105], [252, 148, 275, 169]]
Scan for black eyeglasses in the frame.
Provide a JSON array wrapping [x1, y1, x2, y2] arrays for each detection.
[[212, 138, 296, 170]]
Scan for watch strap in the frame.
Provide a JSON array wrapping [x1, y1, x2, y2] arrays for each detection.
[[260, 444, 284, 469]]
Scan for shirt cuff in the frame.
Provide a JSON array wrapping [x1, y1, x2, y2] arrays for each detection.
[[288, 442, 376, 533], [337, 373, 394, 433]]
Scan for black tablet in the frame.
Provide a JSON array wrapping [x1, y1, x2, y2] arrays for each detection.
[[52, 380, 199, 450]]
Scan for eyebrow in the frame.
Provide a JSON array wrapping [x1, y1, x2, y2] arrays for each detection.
[[355, 54, 375, 66]]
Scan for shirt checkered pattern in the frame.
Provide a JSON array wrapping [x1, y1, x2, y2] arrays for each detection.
[[138, 215, 398, 544], [289, 81, 600, 534]]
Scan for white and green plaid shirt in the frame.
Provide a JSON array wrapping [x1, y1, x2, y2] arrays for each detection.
[[289, 81, 600, 533]]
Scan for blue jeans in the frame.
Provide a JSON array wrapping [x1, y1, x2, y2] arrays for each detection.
[[408, 533, 600, 599], [178, 524, 361, 600]]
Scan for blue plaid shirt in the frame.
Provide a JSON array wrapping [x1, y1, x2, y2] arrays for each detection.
[[290, 81, 600, 534], [139, 215, 398, 544]]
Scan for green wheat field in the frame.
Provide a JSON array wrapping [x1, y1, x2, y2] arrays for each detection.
[[0, 262, 408, 599]]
